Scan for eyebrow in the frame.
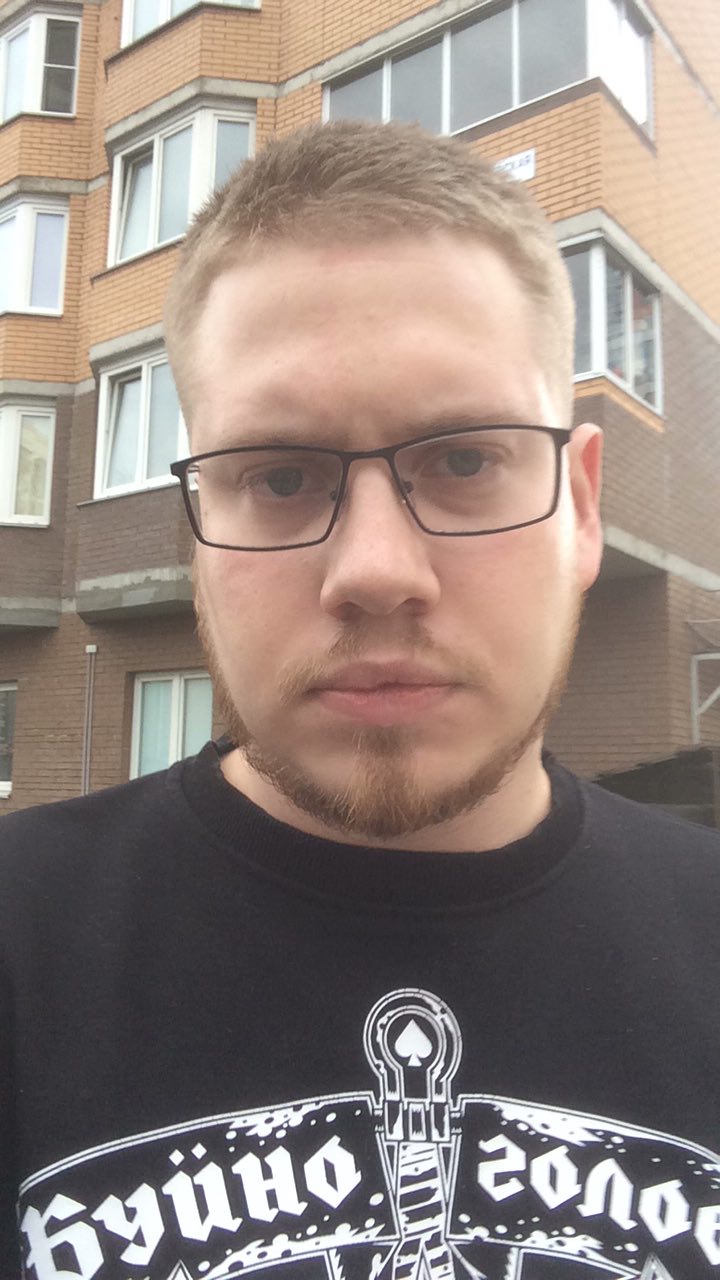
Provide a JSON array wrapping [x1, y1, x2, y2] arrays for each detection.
[[208, 412, 535, 452]]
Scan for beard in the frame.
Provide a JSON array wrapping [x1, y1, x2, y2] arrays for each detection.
[[195, 575, 582, 842]]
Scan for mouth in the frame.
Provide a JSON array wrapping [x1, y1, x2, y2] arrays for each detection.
[[309, 662, 461, 726]]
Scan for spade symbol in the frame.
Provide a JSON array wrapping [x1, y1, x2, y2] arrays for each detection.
[[394, 1019, 434, 1067]]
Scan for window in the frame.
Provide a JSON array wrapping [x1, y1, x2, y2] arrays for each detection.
[[329, 0, 586, 132], [121, 0, 259, 47], [0, 684, 16, 798], [96, 352, 187, 496], [451, 7, 513, 131], [0, 404, 55, 524], [565, 242, 661, 408], [0, 14, 79, 123], [588, 0, 651, 128], [131, 672, 212, 777], [110, 109, 252, 264], [327, 0, 650, 133], [0, 201, 67, 314]]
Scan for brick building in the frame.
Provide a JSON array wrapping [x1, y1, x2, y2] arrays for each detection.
[[1, 0, 719, 814]]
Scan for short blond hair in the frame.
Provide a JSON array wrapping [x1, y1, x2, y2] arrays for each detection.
[[164, 120, 574, 425]]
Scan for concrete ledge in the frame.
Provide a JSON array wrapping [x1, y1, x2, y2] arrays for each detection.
[[603, 526, 720, 591], [105, 78, 265, 151], [0, 596, 60, 629], [88, 323, 164, 370], [75, 567, 193, 620], [0, 176, 87, 204], [0, 379, 76, 400]]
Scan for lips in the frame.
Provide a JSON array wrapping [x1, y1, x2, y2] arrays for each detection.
[[312, 661, 456, 693]]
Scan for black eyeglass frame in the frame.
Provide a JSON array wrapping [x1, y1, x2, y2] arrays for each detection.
[[170, 424, 574, 552]]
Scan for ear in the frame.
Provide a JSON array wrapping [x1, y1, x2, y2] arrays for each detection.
[[567, 423, 603, 592]]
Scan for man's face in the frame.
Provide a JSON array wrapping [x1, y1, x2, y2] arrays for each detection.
[[189, 233, 602, 842]]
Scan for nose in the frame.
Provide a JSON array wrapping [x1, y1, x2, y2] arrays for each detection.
[[319, 459, 441, 620]]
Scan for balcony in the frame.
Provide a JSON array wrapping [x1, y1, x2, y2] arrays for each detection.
[[74, 483, 194, 620]]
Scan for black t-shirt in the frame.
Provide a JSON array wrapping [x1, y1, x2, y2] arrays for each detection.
[[2, 741, 720, 1279]]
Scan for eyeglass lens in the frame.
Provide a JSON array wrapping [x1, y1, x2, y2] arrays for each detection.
[[185, 428, 559, 549]]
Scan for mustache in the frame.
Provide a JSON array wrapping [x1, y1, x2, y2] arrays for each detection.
[[275, 622, 488, 703]]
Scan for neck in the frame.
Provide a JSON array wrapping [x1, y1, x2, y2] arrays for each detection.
[[220, 744, 551, 852]]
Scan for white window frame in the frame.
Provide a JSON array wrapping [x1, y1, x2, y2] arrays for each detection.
[[323, 0, 651, 135], [130, 670, 212, 779], [0, 403, 55, 525], [120, 0, 260, 49], [564, 238, 663, 412], [0, 198, 68, 315], [0, 12, 80, 123], [0, 682, 17, 799], [108, 106, 255, 267], [94, 349, 188, 498]]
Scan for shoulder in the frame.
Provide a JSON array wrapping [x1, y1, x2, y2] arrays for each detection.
[[581, 775, 720, 856], [575, 775, 720, 918], [0, 767, 180, 889]]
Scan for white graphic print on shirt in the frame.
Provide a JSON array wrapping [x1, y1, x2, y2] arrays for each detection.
[[18, 989, 720, 1279]]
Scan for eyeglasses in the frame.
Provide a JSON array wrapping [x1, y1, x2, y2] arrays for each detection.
[[170, 425, 572, 552]]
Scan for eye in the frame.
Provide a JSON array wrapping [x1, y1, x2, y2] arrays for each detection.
[[443, 448, 489, 477], [264, 466, 304, 497]]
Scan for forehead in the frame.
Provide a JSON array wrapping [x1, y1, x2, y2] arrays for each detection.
[[190, 235, 556, 451]]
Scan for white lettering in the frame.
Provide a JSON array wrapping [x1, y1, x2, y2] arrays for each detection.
[[233, 1147, 307, 1222], [304, 1136, 362, 1208], [92, 1183, 164, 1265], [21, 1195, 103, 1280], [695, 1203, 720, 1264], [638, 1179, 692, 1242], [577, 1158, 637, 1229], [529, 1145, 581, 1209], [477, 1135, 526, 1202], [162, 1161, 241, 1242]]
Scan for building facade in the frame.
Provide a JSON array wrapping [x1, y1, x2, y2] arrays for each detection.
[[1, 0, 719, 813]]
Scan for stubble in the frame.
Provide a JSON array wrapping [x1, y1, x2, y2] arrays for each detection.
[[194, 571, 582, 841]]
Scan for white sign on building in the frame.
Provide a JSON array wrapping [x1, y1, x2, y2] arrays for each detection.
[[494, 148, 536, 182]]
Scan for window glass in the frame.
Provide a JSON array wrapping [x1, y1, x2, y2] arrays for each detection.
[[214, 120, 250, 189], [391, 42, 442, 132], [632, 280, 656, 404], [450, 5, 513, 132], [0, 687, 16, 785], [3, 27, 29, 120], [119, 150, 153, 260], [42, 20, 78, 113], [158, 126, 192, 243], [132, 0, 162, 41], [138, 680, 172, 775], [606, 259, 626, 381], [171, 0, 195, 13], [622, 7, 649, 125], [45, 18, 78, 65], [147, 362, 180, 478], [15, 415, 51, 517], [330, 65, 383, 122], [565, 249, 592, 374], [107, 375, 141, 488], [182, 677, 213, 757], [518, 0, 586, 102], [30, 212, 65, 309], [0, 217, 16, 311]]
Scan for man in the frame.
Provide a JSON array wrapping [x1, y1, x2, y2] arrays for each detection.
[[2, 121, 720, 1280]]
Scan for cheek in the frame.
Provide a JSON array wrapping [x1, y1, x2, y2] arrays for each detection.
[[449, 533, 573, 659], [200, 549, 314, 674]]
